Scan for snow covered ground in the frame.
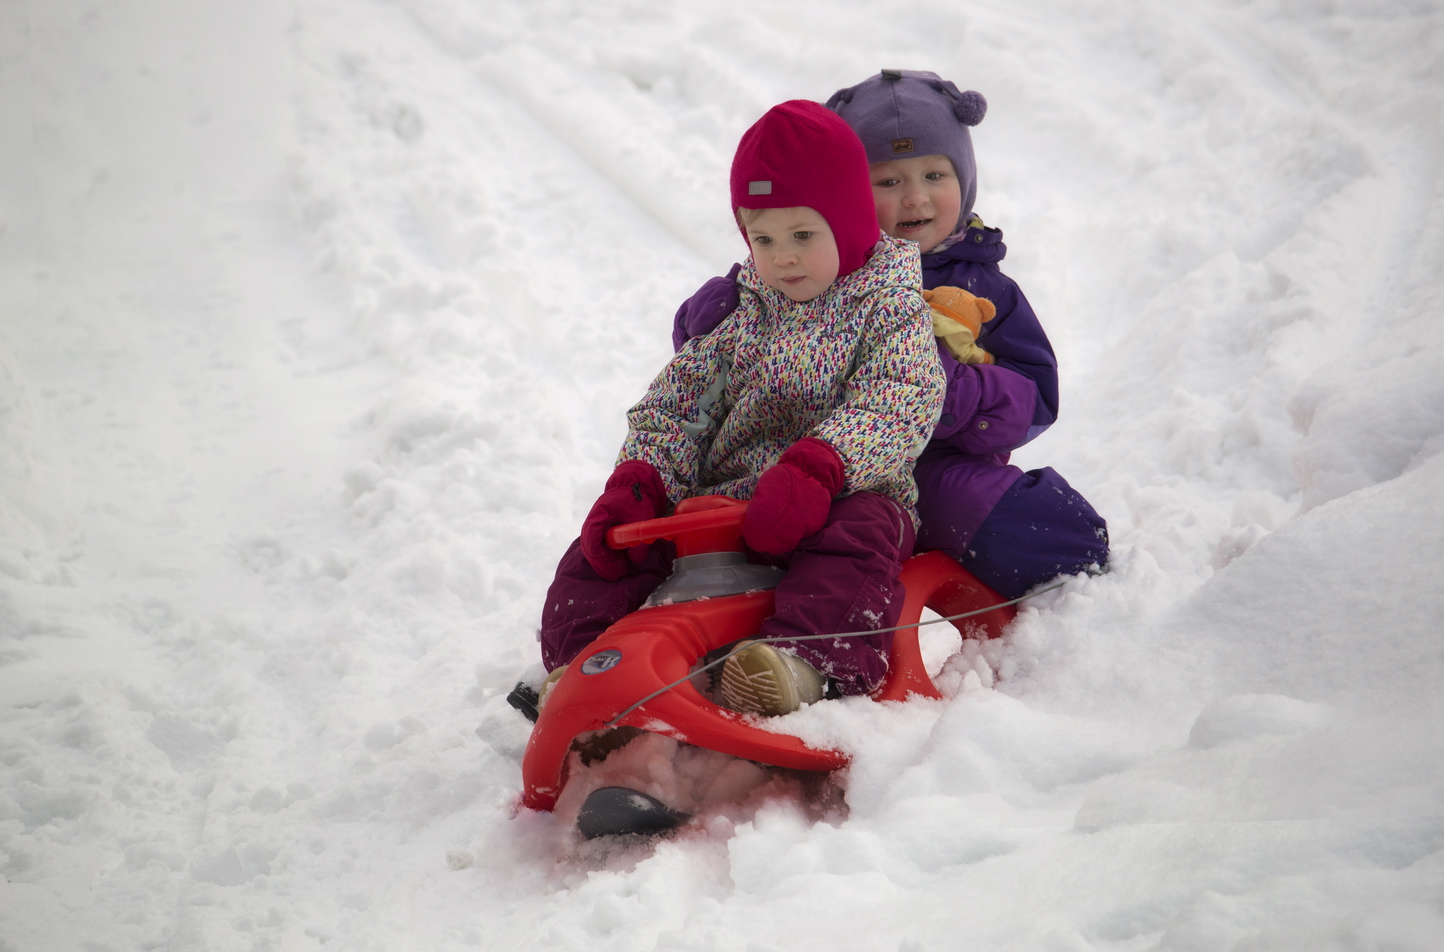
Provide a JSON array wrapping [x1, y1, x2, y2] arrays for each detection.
[[3, 0, 1443, 948]]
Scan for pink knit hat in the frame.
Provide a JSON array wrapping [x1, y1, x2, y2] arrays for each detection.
[[729, 100, 879, 280]]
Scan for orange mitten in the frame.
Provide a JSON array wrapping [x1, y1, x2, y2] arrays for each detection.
[[923, 286, 996, 364]]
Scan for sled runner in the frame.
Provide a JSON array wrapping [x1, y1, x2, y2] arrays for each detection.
[[519, 495, 1016, 828]]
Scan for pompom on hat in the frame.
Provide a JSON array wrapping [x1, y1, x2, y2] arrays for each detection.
[[826, 70, 988, 231], [729, 100, 880, 280]]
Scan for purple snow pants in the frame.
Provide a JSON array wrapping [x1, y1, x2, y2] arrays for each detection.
[[539, 491, 915, 696], [915, 464, 1109, 600]]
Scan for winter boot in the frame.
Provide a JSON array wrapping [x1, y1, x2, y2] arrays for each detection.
[[719, 641, 825, 716]]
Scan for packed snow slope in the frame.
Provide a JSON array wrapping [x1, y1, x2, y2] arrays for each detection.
[[3, 0, 1444, 949]]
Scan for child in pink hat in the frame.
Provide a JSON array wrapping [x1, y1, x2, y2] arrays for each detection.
[[538, 100, 945, 716]]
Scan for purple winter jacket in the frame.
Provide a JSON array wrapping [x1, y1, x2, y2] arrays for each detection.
[[672, 219, 1058, 549], [912, 220, 1057, 546], [923, 220, 1058, 445]]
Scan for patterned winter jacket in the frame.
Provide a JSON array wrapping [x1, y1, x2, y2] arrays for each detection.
[[621, 235, 945, 524]]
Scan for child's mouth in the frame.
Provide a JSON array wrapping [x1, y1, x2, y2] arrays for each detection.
[[898, 218, 931, 230]]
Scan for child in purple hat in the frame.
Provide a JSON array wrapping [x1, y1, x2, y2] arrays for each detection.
[[538, 100, 945, 716], [676, 70, 1108, 601]]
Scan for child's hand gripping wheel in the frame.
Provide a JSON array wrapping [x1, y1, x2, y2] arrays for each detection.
[[580, 461, 668, 580]]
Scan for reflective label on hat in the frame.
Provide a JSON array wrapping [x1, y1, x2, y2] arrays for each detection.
[[580, 649, 623, 675], [891, 138, 915, 154], [748, 180, 773, 195]]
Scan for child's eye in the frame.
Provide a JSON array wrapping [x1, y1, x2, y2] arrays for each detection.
[[793, 231, 812, 241], [924, 171, 948, 181], [873, 178, 900, 188], [752, 235, 772, 246]]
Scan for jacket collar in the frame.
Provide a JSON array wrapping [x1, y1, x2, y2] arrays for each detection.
[[737, 233, 922, 310], [921, 215, 1008, 267]]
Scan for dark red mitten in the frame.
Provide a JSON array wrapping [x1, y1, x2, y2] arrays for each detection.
[[742, 438, 845, 556], [580, 461, 668, 581]]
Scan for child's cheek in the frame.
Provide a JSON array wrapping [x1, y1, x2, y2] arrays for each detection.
[[871, 189, 895, 226]]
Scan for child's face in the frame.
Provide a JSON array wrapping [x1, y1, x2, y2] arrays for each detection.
[[869, 154, 963, 253], [741, 206, 841, 303]]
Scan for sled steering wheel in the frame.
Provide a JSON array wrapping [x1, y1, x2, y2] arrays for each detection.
[[606, 496, 748, 554]]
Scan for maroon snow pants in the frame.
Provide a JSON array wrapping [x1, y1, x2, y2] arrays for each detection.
[[538, 491, 916, 696]]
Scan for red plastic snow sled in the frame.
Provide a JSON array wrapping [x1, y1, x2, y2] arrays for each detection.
[[520, 496, 1016, 814]]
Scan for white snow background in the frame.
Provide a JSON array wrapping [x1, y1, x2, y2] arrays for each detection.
[[3, 0, 1444, 949]]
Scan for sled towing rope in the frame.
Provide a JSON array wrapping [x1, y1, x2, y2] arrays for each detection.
[[598, 577, 1065, 730]]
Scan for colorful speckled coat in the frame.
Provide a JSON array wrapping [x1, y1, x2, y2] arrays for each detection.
[[620, 235, 945, 523]]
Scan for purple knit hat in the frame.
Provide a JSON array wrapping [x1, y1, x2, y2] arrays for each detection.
[[730, 100, 879, 280], [826, 70, 988, 230]]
